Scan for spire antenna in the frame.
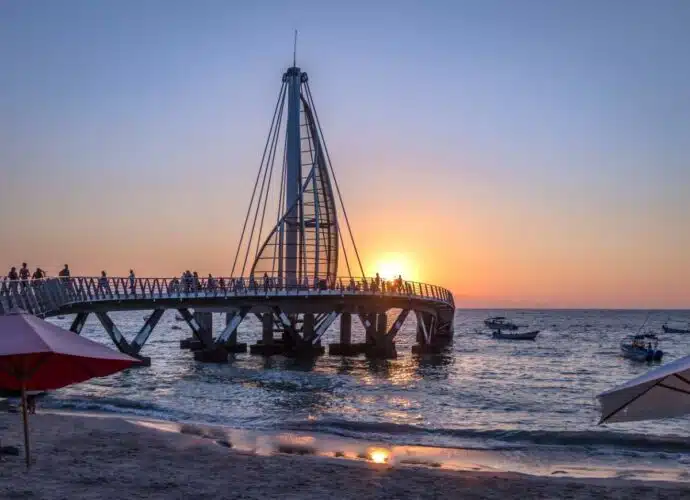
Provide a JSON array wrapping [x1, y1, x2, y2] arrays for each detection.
[[293, 30, 298, 67]]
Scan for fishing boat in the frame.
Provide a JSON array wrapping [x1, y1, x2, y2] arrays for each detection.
[[620, 334, 663, 362], [662, 321, 690, 334], [484, 316, 519, 331], [171, 324, 182, 330], [492, 330, 539, 340]]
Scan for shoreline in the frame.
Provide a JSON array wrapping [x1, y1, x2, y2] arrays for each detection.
[[2, 411, 690, 499]]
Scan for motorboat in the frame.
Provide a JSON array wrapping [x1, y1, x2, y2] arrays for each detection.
[[620, 334, 663, 362], [175, 314, 185, 321], [484, 316, 519, 331], [662, 321, 690, 334], [492, 330, 539, 340]]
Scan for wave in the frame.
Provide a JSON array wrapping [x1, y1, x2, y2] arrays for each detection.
[[40, 395, 179, 420], [282, 418, 690, 453], [38, 396, 690, 454]]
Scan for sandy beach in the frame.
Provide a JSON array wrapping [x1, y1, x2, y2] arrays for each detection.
[[0, 411, 688, 499]]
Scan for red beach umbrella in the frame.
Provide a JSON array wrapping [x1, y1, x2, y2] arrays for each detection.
[[0, 313, 140, 467]]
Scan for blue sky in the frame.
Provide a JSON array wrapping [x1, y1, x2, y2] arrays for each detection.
[[1, 0, 689, 307]]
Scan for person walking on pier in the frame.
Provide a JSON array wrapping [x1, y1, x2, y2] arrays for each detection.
[[31, 268, 45, 288], [375, 273, 381, 292], [7, 267, 19, 298], [7, 266, 19, 282], [19, 263, 30, 286], [98, 271, 111, 297], [263, 272, 270, 293], [58, 264, 71, 280], [128, 270, 136, 296]]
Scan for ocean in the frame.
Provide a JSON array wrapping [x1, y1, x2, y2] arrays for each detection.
[[41, 309, 690, 480]]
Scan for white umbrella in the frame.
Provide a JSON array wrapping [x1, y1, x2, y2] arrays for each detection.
[[598, 355, 690, 424]]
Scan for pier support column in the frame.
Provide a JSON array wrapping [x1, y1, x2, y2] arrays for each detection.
[[363, 313, 376, 345], [262, 313, 274, 344], [195, 309, 250, 363], [303, 313, 315, 342], [330, 312, 366, 356], [251, 312, 285, 356], [95, 312, 151, 366], [193, 311, 214, 346], [376, 313, 387, 336], [358, 312, 396, 359], [69, 312, 89, 334], [412, 311, 445, 354], [340, 312, 351, 344]]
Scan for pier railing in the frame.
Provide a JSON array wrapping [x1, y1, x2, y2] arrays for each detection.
[[0, 276, 454, 317]]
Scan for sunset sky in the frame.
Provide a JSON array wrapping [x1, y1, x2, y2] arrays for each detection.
[[1, 1, 688, 308]]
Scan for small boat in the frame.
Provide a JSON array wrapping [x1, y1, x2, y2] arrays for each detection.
[[171, 325, 182, 330], [662, 322, 690, 334], [56, 316, 65, 320], [620, 334, 663, 362], [484, 316, 519, 331], [492, 330, 539, 340], [175, 314, 184, 321], [143, 314, 151, 321]]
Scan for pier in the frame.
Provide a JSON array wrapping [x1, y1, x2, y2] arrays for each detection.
[[0, 59, 455, 362], [0, 275, 454, 362]]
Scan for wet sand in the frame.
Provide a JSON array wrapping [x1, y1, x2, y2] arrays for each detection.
[[1, 411, 689, 499]]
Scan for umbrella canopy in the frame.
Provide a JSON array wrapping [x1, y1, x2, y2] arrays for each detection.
[[0, 313, 140, 468], [598, 355, 690, 424], [0, 313, 139, 391]]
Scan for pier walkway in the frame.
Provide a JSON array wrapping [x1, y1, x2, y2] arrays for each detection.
[[0, 276, 455, 361]]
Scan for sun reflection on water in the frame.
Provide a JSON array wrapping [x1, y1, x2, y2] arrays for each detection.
[[368, 448, 390, 464]]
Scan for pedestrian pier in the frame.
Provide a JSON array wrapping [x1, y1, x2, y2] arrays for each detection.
[[0, 276, 455, 362], [0, 58, 455, 363]]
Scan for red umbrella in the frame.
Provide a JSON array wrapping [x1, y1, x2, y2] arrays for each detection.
[[0, 313, 140, 467]]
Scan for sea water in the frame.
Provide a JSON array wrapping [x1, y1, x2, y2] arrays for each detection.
[[42, 309, 690, 480]]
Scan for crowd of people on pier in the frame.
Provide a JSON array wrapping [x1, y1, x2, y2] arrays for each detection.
[[1, 261, 459, 313], [3, 264, 414, 298]]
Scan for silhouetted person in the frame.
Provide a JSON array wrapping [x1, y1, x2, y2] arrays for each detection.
[[58, 264, 70, 279], [375, 273, 381, 291], [19, 263, 30, 281], [219, 277, 226, 292], [128, 269, 136, 295], [263, 272, 269, 293], [98, 271, 110, 296]]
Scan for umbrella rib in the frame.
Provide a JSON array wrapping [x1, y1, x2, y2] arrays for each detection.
[[599, 381, 660, 424], [657, 382, 690, 396]]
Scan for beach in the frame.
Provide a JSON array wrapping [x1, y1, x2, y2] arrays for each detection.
[[1, 412, 688, 499]]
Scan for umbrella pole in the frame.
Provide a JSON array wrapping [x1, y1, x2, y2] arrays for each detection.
[[21, 384, 31, 468]]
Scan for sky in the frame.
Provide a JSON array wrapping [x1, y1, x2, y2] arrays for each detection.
[[1, 0, 689, 308]]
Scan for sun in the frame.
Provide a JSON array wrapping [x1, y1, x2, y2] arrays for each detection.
[[371, 252, 418, 281]]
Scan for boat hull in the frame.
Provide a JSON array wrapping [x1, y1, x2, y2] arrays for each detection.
[[620, 345, 663, 362], [662, 325, 690, 334], [492, 330, 539, 340], [484, 320, 519, 331]]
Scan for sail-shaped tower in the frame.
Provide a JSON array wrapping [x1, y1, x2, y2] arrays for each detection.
[[232, 64, 363, 287]]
